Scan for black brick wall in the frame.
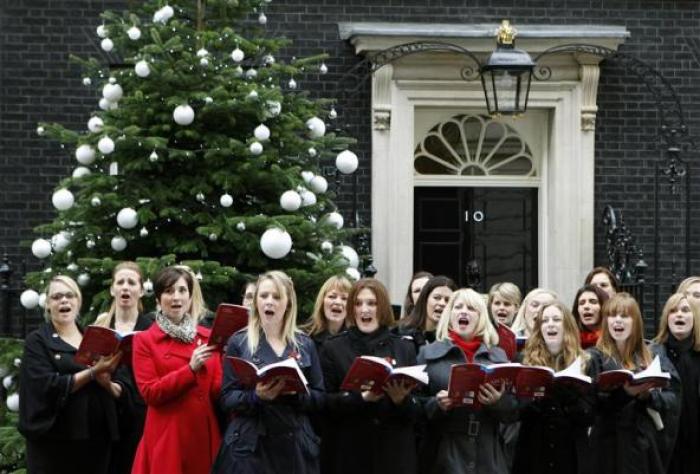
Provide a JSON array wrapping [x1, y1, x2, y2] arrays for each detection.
[[2, 0, 700, 329]]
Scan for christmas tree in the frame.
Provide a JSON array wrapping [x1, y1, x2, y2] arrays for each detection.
[[20, 0, 362, 319]]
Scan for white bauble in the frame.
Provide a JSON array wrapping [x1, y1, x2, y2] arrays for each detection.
[[20, 289, 40, 309], [66, 263, 78, 271], [266, 100, 281, 117], [308, 147, 317, 157], [204, 96, 213, 104], [309, 176, 328, 194], [2, 376, 13, 390], [234, 66, 243, 77], [6, 393, 19, 413], [301, 190, 317, 207], [196, 192, 205, 202], [329, 108, 337, 119], [279, 190, 302, 211], [108, 77, 116, 84], [258, 12, 267, 24], [87, 116, 104, 133], [72, 167, 91, 178], [36, 126, 45, 136], [149, 150, 159, 162], [102, 83, 123, 102], [196, 48, 209, 57], [319, 63, 328, 74], [109, 161, 118, 176], [236, 222, 246, 231], [77, 273, 90, 286], [101, 38, 114, 52], [254, 124, 270, 141], [143, 279, 153, 295], [263, 54, 275, 65], [127, 26, 141, 40], [306, 116, 326, 138], [209, 233, 218, 241], [51, 232, 70, 252], [288, 78, 297, 89], [161, 5, 174, 20], [340, 245, 359, 268], [325, 212, 344, 229], [13, 358, 21, 368], [116, 207, 139, 229], [173, 104, 195, 125], [31, 239, 52, 259], [336, 150, 359, 174], [99, 98, 111, 110], [91, 196, 101, 207], [75, 144, 96, 165], [86, 239, 96, 249], [249, 141, 263, 155], [231, 47, 245, 62], [245, 68, 258, 80], [82, 77, 92, 86], [321, 241, 333, 253], [52, 188, 74, 211], [260, 228, 292, 259], [139, 227, 149, 237], [153, 9, 165, 23], [220, 193, 233, 207], [38, 293, 47, 308], [346, 267, 361, 281], [301, 171, 314, 183], [134, 60, 150, 78], [96, 24, 108, 38], [200, 58, 209, 67], [97, 136, 115, 154], [247, 90, 258, 99], [111, 236, 127, 252]]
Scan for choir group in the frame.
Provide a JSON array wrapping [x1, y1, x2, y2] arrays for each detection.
[[16, 263, 700, 474]]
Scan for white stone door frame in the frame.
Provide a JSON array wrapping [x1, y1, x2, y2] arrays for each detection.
[[339, 23, 629, 304]]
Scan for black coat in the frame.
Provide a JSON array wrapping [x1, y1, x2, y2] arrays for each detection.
[[213, 329, 324, 474], [511, 373, 595, 474], [393, 325, 436, 353], [320, 326, 420, 474], [19, 322, 119, 474], [417, 340, 517, 474], [587, 346, 681, 474], [653, 337, 699, 474], [109, 313, 154, 474]]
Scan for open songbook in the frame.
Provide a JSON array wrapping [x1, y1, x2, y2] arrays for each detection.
[[514, 356, 592, 398], [75, 325, 139, 366], [340, 356, 428, 394], [208, 303, 249, 349], [596, 355, 671, 391], [227, 356, 310, 395]]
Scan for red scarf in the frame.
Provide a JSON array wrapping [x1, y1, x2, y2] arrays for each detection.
[[580, 328, 601, 349], [449, 330, 482, 362]]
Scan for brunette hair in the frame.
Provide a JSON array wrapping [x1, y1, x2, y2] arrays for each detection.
[[435, 288, 499, 347], [400, 276, 457, 331], [44, 275, 82, 322], [596, 292, 651, 369], [653, 292, 700, 351], [402, 271, 433, 318], [154, 266, 194, 303], [346, 278, 395, 329], [487, 282, 522, 325], [247, 271, 299, 353], [511, 288, 559, 335], [522, 301, 588, 371], [95, 261, 144, 327], [584, 267, 620, 293], [571, 285, 609, 331], [302, 275, 352, 336]]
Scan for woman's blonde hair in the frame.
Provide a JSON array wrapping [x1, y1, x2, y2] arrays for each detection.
[[653, 292, 700, 351], [94, 261, 144, 327], [487, 282, 522, 325], [522, 301, 588, 371], [44, 275, 82, 322], [174, 265, 208, 323], [247, 271, 299, 354], [302, 275, 352, 336], [435, 288, 499, 347], [511, 288, 559, 335], [596, 292, 651, 369], [677, 276, 700, 295]]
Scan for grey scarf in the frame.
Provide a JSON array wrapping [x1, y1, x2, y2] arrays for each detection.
[[156, 310, 196, 344]]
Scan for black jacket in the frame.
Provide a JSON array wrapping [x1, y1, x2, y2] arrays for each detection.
[[587, 346, 681, 474], [320, 326, 420, 474], [417, 340, 517, 474], [213, 329, 324, 474]]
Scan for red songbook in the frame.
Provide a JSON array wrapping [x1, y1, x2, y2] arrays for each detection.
[[340, 356, 428, 394], [227, 356, 310, 395], [209, 303, 249, 349], [515, 356, 593, 398], [596, 355, 670, 391], [75, 325, 139, 366], [447, 362, 523, 408]]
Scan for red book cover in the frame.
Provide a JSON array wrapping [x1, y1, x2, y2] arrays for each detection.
[[227, 356, 310, 395], [447, 363, 487, 408], [515, 366, 554, 399], [75, 326, 138, 366], [340, 356, 428, 394], [209, 303, 249, 349], [484, 363, 523, 392]]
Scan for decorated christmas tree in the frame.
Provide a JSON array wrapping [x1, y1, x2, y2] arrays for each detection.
[[20, 0, 362, 318]]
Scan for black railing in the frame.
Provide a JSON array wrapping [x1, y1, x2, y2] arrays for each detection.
[[0, 253, 39, 339]]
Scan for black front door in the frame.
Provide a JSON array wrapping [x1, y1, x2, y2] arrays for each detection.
[[413, 187, 538, 292]]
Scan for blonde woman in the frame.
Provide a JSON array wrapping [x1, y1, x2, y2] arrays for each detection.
[[510, 288, 558, 338], [677, 275, 700, 308], [417, 288, 517, 474], [513, 301, 594, 474], [214, 271, 324, 474], [302, 275, 352, 349], [19, 275, 120, 474], [488, 282, 522, 326], [587, 292, 679, 474], [652, 293, 700, 474]]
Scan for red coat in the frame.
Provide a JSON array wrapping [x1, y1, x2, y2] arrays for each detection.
[[131, 323, 222, 474]]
